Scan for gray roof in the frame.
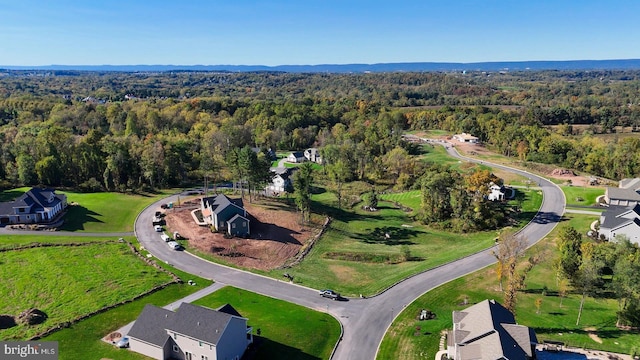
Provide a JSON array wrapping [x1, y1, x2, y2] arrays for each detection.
[[0, 187, 65, 216], [228, 213, 249, 224], [290, 151, 305, 158], [128, 303, 245, 347], [451, 299, 536, 360], [607, 187, 640, 202], [619, 178, 640, 190], [600, 204, 640, 231], [202, 194, 244, 215]]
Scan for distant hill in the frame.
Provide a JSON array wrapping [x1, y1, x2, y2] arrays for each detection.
[[3, 59, 640, 73]]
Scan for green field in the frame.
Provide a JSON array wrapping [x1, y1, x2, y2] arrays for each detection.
[[378, 213, 640, 359], [43, 267, 213, 360], [561, 185, 605, 207], [60, 190, 172, 232], [0, 241, 174, 340], [193, 287, 341, 360]]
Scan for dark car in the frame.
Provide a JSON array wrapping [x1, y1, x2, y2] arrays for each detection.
[[319, 289, 340, 300]]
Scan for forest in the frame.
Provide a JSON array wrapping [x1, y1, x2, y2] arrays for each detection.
[[1, 68, 640, 193]]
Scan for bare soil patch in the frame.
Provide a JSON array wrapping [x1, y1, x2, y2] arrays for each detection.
[[163, 198, 315, 271]]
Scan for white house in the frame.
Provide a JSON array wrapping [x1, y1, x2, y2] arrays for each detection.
[[599, 204, 640, 244], [453, 133, 479, 144], [128, 303, 252, 360], [266, 168, 293, 194], [488, 183, 506, 201], [286, 151, 306, 163], [447, 299, 537, 360], [0, 187, 67, 226], [304, 148, 322, 164]]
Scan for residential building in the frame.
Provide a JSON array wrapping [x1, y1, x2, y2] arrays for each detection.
[[605, 178, 640, 207], [447, 299, 537, 360], [0, 187, 67, 226], [488, 183, 506, 201], [266, 168, 293, 194], [128, 303, 253, 360], [286, 151, 306, 163], [201, 194, 250, 237], [304, 148, 322, 164], [599, 204, 640, 244], [453, 133, 479, 144]]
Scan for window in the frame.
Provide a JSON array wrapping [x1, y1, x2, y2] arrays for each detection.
[[201, 356, 208, 360], [243, 222, 246, 227], [172, 345, 179, 352], [173, 332, 177, 339], [19, 208, 25, 213], [185, 352, 193, 360], [199, 341, 203, 347], [232, 223, 236, 229]]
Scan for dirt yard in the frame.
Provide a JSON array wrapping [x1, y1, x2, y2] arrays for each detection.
[[162, 197, 315, 271]]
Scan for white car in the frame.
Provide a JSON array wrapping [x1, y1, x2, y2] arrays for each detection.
[[160, 234, 171, 242], [167, 241, 181, 250], [154, 225, 162, 232]]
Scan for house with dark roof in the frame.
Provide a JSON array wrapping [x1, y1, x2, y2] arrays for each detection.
[[128, 302, 252, 360], [304, 148, 322, 164], [0, 187, 67, 226], [201, 194, 250, 237], [447, 299, 537, 360], [266, 168, 293, 195], [599, 204, 640, 244], [286, 151, 306, 163], [605, 177, 640, 207]]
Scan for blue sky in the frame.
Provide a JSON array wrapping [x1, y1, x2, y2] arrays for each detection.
[[1, 0, 639, 66]]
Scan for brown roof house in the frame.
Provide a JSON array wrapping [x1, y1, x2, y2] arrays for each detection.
[[447, 299, 537, 360], [0, 187, 67, 226], [128, 303, 253, 360]]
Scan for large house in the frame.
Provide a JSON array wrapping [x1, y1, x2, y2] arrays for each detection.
[[304, 148, 322, 164], [447, 299, 537, 360], [201, 194, 250, 237], [453, 133, 479, 144], [605, 178, 640, 207], [128, 303, 253, 360], [286, 151, 306, 163], [599, 204, 640, 244], [0, 187, 67, 226], [266, 168, 293, 194]]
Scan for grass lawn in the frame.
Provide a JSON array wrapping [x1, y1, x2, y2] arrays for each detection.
[[561, 185, 605, 207], [378, 213, 640, 359], [270, 193, 498, 296], [0, 234, 126, 250], [59, 190, 172, 232], [193, 286, 341, 360], [0, 241, 174, 340]]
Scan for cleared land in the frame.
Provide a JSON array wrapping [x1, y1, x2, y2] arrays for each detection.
[[193, 286, 341, 360], [378, 213, 640, 359], [164, 198, 315, 271], [0, 241, 173, 340]]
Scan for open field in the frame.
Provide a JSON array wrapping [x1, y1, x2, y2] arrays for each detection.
[[43, 264, 213, 360], [60, 190, 173, 232], [378, 213, 640, 359], [561, 185, 605, 207], [0, 241, 174, 340], [270, 194, 498, 296], [193, 286, 341, 360]]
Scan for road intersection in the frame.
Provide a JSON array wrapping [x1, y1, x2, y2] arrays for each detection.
[[134, 141, 566, 360]]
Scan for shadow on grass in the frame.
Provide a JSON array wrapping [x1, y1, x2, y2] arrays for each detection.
[[0, 189, 25, 202], [60, 205, 103, 231], [357, 226, 421, 245], [245, 336, 321, 360]]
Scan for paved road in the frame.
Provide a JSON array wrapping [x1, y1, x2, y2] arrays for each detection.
[[135, 141, 566, 360]]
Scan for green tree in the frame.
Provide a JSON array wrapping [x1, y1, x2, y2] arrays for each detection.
[[293, 162, 314, 223]]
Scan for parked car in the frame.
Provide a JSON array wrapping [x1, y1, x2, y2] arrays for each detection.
[[167, 241, 181, 250], [116, 336, 129, 348], [319, 289, 340, 300], [154, 225, 162, 232], [160, 234, 171, 242]]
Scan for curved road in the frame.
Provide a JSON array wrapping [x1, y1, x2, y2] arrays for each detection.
[[135, 141, 565, 360]]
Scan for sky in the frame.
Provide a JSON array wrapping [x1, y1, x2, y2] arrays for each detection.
[[1, 0, 639, 66]]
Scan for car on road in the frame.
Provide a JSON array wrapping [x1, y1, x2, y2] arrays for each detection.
[[160, 234, 171, 242], [319, 289, 340, 300], [116, 336, 129, 348], [154, 225, 162, 232], [167, 241, 181, 250]]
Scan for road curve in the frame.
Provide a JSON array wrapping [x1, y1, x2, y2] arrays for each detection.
[[135, 141, 566, 360]]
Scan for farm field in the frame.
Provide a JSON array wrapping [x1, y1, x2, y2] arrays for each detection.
[[378, 213, 640, 359], [0, 240, 174, 340], [193, 286, 341, 360]]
